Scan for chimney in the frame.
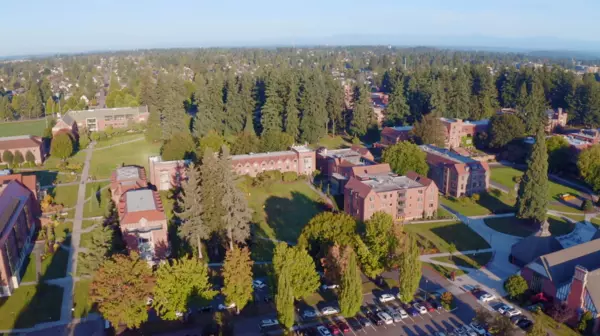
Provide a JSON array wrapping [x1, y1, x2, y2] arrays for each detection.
[[566, 265, 588, 311]]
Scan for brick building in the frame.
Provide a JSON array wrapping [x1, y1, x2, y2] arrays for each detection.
[[344, 170, 438, 222], [110, 166, 148, 204], [380, 126, 414, 146], [0, 135, 46, 164], [52, 106, 149, 135], [148, 156, 189, 191], [420, 145, 489, 197], [0, 175, 39, 297], [545, 108, 568, 133], [231, 145, 316, 177], [117, 189, 169, 262]]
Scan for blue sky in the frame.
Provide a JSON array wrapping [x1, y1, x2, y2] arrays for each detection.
[[2, 0, 599, 56]]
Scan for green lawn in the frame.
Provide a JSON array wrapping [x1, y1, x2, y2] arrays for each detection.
[[50, 184, 79, 208], [19, 254, 38, 283], [535, 312, 581, 336], [82, 219, 100, 230], [403, 221, 490, 254], [492, 167, 586, 213], [310, 135, 352, 149], [83, 182, 110, 218], [440, 193, 515, 217], [54, 221, 73, 244], [93, 133, 145, 149], [0, 284, 63, 329], [431, 252, 493, 270], [426, 263, 466, 279], [40, 246, 69, 281], [159, 190, 176, 221], [241, 181, 325, 261], [24, 170, 78, 187], [88, 140, 161, 179], [591, 217, 600, 227], [73, 279, 97, 318], [0, 119, 47, 137], [484, 215, 575, 237]]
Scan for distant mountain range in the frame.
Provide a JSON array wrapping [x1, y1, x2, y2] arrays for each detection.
[[2, 34, 600, 60]]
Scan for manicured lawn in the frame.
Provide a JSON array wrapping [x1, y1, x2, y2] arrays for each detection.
[[310, 135, 352, 149], [54, 221, 73, 244], [484, 215, 575, 237], [548, 203, 584, 214], [431, 252, 493, 270], [83, 182, 110, 218], [40, 246, 69, 280], [159, 190, 176, 220], [82, 219, 100, 230], [535, 312, 581, 336], [403, 221, 490, 254], [73, 279, 97, 318], [50, 184, 79, 208], [591, 217, 600, 227], [492, 167, 585, 212], [24, 170, 78, 187], [93, 133, 145, 149], [0, 119, 47, 137], [0, 284, 63, 329], [19, 254, 38, 283], [440, 193, 515, 217], [88, 140, 161, 179], [426, 263, 466, 279]]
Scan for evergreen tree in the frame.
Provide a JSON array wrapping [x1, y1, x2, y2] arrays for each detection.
[[199, 148, 225, 235], [26, 81, 45, 118], [260, 80, 284, 135], [384, 83, 410, 126], [447, 68, 471, 119], [516, 126, 549, 225], [326, 79, 345, 135], [275, 266, 295, 329], [90, 252, 155, 329], [219, 146, 251, 249], [284, 83, 300, 141], [222, 247, 254, 313], [79, 225, 113, 276], [339, 249, 362, 317], [223, 77, 246, 135], [177, 164, 208, 259], [161, 132, 196, 161], [231, 131, 260, 155], [157, 75, 189, 140], [0, 96, 13, 120], [411, 114, 446, 147], [429, 77, 448, 116], [397, 234, 421, 302], [520, 80, 548, 134], [349, 85, 372, 136], [299, 74, 328, 143]]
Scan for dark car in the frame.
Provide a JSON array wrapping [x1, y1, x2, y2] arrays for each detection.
[[347, 318, 363, 330], [404, 304, 419, 316], [510, 315, 526, 325], [336, 321, 350, 333], [358, 316, 372, 327], [517, 319, 533, 330], [360, 306, 370, 315], [368, 312, 383, 326], [428, 298, 442, 310], [368, 304, 382, 313]]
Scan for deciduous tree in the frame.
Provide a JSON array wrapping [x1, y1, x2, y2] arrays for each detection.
[[504, 275, 528, 299], [397, 234, 421, 302], [382, 141, 429, 176], [51, 132, 74, 161], [222, 247, 254, 313], [161, 132, 196, 161], [339, 249, 362, 317], [13, 150, 24, 166], [273, 242, 320, 300], [411, 114, 446, 147], [364, 212, 394, 270], [79, 225, 113, 276], [90, 252, 154, 329], [488, 114, 525, 148]]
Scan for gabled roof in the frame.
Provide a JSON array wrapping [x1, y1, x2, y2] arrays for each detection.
[[344, 176, 373, 198], [530, 238, 600, 284], [405, 171, 434, 187], [350, 163, 391, 178], [0, 135, 43, 151]]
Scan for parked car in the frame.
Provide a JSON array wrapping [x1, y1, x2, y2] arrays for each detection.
[[423, 301, 436, 312], [378, 293, 396, 303], [317, 325, 332, 336], [505, 308, 521, 317], [321, 284, 339, 290], [510, 315, 526, 325], [405, 304, 419, 316], [320, 306, 339, 316], [253, 280, 266, 289], [413, 302, 428, 314], [397, 308, 409, 319], [336, 321, 350, 333], [463, 325, 478, 336], [469, 322, 486, 335], [517, 319, 533, 330], [496, 304, 512, 314], [368, 312, 383, 326], [390, 310, 402, 322], [358, 316, 372, 327], [428, 298, 443, 310], [327, 323, 341, 335], [377, 311, 393, 325], [526, 303, 543, 312], [260, 319, 279, 329], [479, 293, 496, 302], [348, 318, 363, 330], [303, 308, 319, 319], [434, 332, 447, 336]]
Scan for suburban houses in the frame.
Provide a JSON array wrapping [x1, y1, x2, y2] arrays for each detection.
[[0, 174, 39, 297], [0, 135, 46, 164]]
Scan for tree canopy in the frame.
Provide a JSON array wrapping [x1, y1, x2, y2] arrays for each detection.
[[382, 141, 429, 176]]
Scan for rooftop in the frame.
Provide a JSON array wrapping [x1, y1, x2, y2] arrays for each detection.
[[0, 135, 38, 142], [419, 145, 476, 164], [63, 106, 148, 122], [361, 172, 423, 192], [232, 150, 296, 161], [390, 126, 413, 132], [115, 166, 142, 181], [125, 189, 157, 213]]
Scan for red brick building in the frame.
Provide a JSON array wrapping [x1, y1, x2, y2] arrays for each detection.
[[344, 170, 438, 222], [52, 106, 149, 135], [231, 145, 316, 177], [110, 166, 148, 204], [0, 135, 46, 164], [148, 156, 189, 191], [0, 175, 39, 296], [545, 108, 568, 133], [380, 126, 413, 146]]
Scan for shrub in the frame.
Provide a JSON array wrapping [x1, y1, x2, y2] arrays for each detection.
[[470, 193, 481, 202], [253, 170, 282, 187], [581, 199, 594, 212], [490, 188, 502, 198], [441, 292, 454, 310], [282, 171, 298, 182], [512, 176, 521, 184], [504, 274, 528, 299]]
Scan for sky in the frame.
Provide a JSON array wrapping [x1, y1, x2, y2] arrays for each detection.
[[1, 0, 599, 56]]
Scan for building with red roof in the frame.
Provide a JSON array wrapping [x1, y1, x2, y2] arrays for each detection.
[[110, 166, 148, 204], [0, 135, 46, 164]]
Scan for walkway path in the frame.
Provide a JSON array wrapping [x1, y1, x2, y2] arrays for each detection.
[[420, 249, 494, 272], [93, 136, 144, 151], [61, 141, 96, 323]]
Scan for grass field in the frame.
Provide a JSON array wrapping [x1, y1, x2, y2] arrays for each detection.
[[19, 254, 37, 283], [93, 133, 145, 149], [50, 184, 79, 208], [426, 263, 466, 278], [403, 221, 490, 253], [440, 193, 515, 217], [0, 284, 63, 329], [242, 181, 325, 261], [73, 279, 97, 318], [310, 135, 352, 149], [0, 119, 47, 137], [431, 252, 494, 270], [88, 140, 161, 179], [483, 215, 575, 237], [491, 167, 586, 213], [40, 246, 69, 281], [83, 181, 110, 218]]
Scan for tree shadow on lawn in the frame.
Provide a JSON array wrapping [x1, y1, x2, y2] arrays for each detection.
[[476, 192, 515, 214], [263, 191, 325, 243], [7, 283, 63, 329], [25, 170, 58, 187], [430, 223, 490, 251]]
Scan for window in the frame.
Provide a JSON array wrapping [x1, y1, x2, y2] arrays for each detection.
[[369, 197, 373, 202], [104, 116, 113, 121], [418, 190, 423, 194]]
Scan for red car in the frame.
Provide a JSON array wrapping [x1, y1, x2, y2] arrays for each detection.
[[327, 323, 341, 335], [423, 301, 436, 312], [336, 321, 350, 333]]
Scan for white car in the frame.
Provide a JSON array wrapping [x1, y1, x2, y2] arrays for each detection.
[[479, 293, 496, 302], [320, 306, 339, 315], [218, 302, 236, 310], [505, 308, 521, 317], [497, 304, 513, 314], [377, 311, 393, 325], [378, 293, 395, 303], [463, 325, 478, 336], [398, 308, 409, 319], [317, 326, 332, 336], [414, 302, 427, 314], [253, 280, 266, 289], [321, 284, 340, 290], [260, 319, 279, 328], [469, 322, 486, 335], [302, 309, 319, 318]]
